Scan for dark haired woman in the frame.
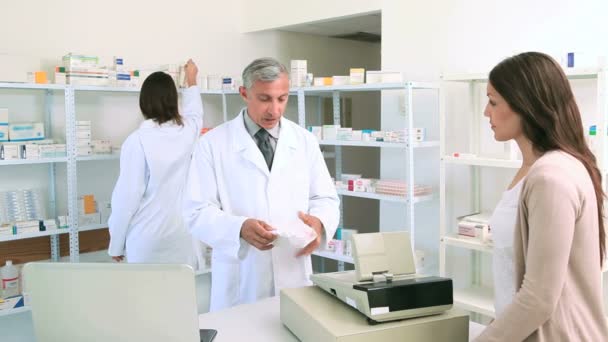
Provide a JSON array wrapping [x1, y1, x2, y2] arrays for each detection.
[[476, 52, 607, 341], [108, 59, 203, 266]]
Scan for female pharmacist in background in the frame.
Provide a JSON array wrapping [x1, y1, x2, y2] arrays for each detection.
[[107, 59, 203, 266], [475, 52, 607, 341]]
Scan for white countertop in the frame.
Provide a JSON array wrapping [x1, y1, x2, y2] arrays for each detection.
[[198, 296, 486, 341]]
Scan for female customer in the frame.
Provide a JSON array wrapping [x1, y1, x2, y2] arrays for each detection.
[[477, 52, 607, 341]]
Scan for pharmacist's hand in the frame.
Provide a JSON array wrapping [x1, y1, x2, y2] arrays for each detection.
[[240, 219, 276, 251], [185, 59, 198, 86], [112, 255, 124, 262], [296, 212, 324, 257]]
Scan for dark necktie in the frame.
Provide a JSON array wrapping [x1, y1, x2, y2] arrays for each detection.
[[255, 129, 274, 170]]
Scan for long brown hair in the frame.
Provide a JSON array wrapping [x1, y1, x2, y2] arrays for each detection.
[[489, 51, 605, 265]]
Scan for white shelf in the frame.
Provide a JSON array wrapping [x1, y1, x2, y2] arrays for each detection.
[[319, 140, 439, 148], [454, 287, 495, 318], [202, 89, 304, 95], [200, 89, 239, 95], [195, 267, 212, 276], [0, 157, 68, 166], [0, 229, 70, 242], [297, 82, 438, 94], [336, 189, 433, 204], [76, 153, 120, 161], [442, 155, 522, 168], [442, 67, 602, 82], [72, 85, 140, 93], [12, 81, 440, 94], [0, 304, 30, 317], [312, 250, 354, 264], [78, 224, 108, 232], [442, 235, 493, 254], [0, 82, 65, 90]]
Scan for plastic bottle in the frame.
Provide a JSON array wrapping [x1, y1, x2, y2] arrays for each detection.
[[1, 260, 20, 298]]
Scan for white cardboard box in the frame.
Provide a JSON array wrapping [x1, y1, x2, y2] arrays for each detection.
[[8, 122, 45, 141]]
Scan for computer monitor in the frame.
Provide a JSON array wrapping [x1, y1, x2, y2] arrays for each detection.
[[23, 262, 205, 342]]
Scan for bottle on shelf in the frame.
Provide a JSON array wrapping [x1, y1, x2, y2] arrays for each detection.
[[1, 260, 20, 298]]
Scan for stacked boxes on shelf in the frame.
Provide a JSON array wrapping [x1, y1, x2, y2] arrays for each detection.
[[0, 189, 59, 237], [76, 121, 92, 156], [91, 139, 112, 154], [374, 180, 432, 197], [290, 60, 307, 87], [326, 228, 358, 258], [56, 53, 140, 87], [0, 190, 45, 224], [456, 213, 493, 245], [311, 68, 403, 86], [78, 194, 101, 226], [8, 122, 45, 142], [309, 125, 426, 143], [0, 108, 69, 161], [109, 56, 139, 87], [335, 173, 432, 198], [56, 194, 108, 229], [62, 53, 108, 86]]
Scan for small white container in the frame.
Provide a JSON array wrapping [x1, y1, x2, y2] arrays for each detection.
[[1, 260, 20, 298], [332, 76, 350, 86]]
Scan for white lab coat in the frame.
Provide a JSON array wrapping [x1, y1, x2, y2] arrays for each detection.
[[184, 110, 340, 311], [108, 86, 203, 265]]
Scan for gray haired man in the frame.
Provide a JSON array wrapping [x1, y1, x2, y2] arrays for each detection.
[[183, 57, 340, 311]]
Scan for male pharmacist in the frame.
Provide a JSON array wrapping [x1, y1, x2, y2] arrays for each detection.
[[184, 57, 339, 311]]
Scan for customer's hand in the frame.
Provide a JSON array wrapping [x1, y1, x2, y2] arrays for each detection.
[[296, 211, 324, 257], [112, 255, 124, 262], [185, 59, 198, 87], [240, 219, 277, 251]]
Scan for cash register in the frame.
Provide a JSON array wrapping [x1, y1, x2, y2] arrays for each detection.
[[310, 231, 453, 324]]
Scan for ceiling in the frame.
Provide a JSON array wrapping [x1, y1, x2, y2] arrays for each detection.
[[279, 12, 381, 42]]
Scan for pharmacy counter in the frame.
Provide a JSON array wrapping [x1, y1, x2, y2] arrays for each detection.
[[198, 296, 485, 341]]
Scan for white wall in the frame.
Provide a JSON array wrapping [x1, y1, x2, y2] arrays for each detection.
[[240, 0, 380, 32], [380, 0, 608, 283]]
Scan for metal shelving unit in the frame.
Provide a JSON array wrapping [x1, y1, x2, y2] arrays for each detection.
[[78, 224, 109, 232], [319, 139, 439, 149], [1, 81, 439, 302], [0, 83, 70, 263], [453, 287, 495, 318], [336, 189, 433, 204], [297, 82, 440, 271], [441, 155, 521, 169], [439, 68, 608, 318], [76, 152, 120, 162], [0, 157, 68, 166], [0, 229, 70, 243]]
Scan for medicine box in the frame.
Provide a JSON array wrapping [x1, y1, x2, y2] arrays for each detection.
[[8, 122, 45, 141]]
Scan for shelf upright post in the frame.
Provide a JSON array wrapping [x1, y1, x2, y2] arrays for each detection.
[[405, 83, 416, 252], [221, 93, 228, 122], [65, 86, 79, 262], [297, 89, 305, 127], [439, 80, 448, 276], [332, 90, 345, 272], [45, 89, 60, 261]]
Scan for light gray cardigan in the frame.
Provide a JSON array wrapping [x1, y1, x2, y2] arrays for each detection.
[[476, 151, 608, 341]]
